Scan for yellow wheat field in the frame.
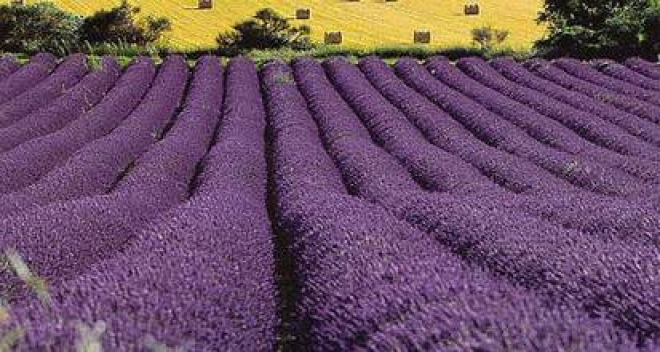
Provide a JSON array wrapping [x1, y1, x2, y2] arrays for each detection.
[[15, 0, 546, 50]]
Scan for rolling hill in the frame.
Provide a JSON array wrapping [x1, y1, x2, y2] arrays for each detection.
[[2, 52, 660, 350], [17, 0, 545, 51]]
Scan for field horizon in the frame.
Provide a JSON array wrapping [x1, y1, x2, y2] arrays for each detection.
[[17, 0, 546, 50]]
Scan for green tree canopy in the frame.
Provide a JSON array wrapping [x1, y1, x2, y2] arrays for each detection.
[[0, 3, 82, 54], [217, 8, 313, 54], [80, 0, 171, 46], [536, 0, 660, 59]]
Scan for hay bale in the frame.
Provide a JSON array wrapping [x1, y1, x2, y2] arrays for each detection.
[[324, 31, 343, 45], [198, 0, 213, 9], [296, 8, 311, 20], [414, 30, 431, 44], [464, 4, 480, 15]]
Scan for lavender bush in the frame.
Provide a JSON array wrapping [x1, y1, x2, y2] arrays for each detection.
[[0, 56, 120, 153], [0, 53, 656, 350], [0, 54, 87, 127], [0, 55, 20, 82], [0, 53, 57, 106]]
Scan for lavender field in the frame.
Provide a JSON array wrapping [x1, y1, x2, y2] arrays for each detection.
[[0, 52, 659, 350]]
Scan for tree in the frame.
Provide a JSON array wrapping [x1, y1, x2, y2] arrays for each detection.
[[217, 8, 313, 54], [80, 0, 171, 45], [535, 0, 660, 59], [640, 5, 660, 56], [0, 3, 82, 54], [141, 15, 172, 44], [471, 26, 509, 51]]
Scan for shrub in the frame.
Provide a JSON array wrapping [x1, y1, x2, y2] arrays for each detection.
[[217, 8, 313, 55], [80, 0, 171, 46], [0, 3, 82, 55], [471, 26, 510, 51]]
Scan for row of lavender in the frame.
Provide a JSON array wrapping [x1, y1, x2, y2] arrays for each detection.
[[0, 55, 276, 350], [0, 52, 659, 350], [260, 55, 660, 350]]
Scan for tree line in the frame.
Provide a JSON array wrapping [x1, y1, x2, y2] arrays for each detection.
[[0, 1, 171, 55], [0, 0, 658, 60], [536, 0, 660, 59]]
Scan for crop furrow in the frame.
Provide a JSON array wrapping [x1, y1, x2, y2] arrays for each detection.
[[263, 61, 646, 351], [0, 53, 57, 106], [0, 58, 162, 216], [491, 57, 660, 147], [595, 59, 660, 92], [0, 57, 120, 153], [0, 55, 20, 83], [8, 57, 277, 351], [427, 58, 660, 182], [0, 56, 222, 302], [625, 57, 660, 80], [458, 57, 660, 161], [316, 57, 499, 194], [554, 58, 660, 107], [396, 58, 645, 197], [0, 54, 87, 127]]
